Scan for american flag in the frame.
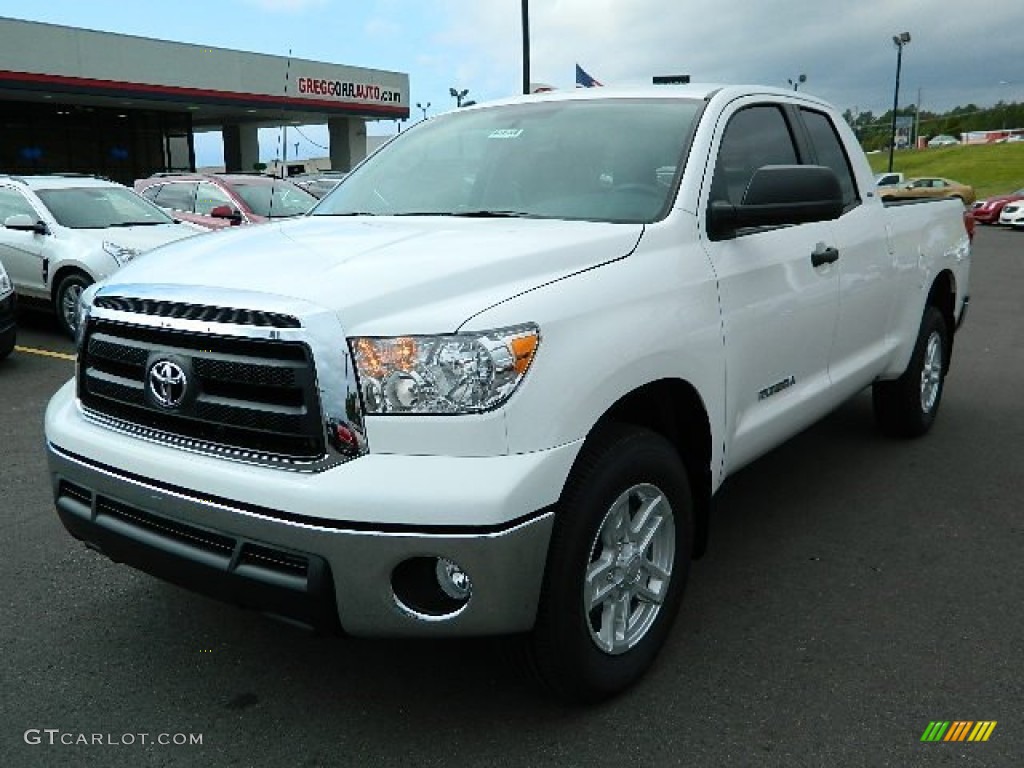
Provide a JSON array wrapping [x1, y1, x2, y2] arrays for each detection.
[[575, 64, 602, 88]]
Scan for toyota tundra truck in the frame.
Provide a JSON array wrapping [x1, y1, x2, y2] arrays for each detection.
[[45, 85, 971, 703]]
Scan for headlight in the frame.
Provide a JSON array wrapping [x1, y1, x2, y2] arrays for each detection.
[[102, 241, 141, 266], [351, 324, 539, 414], [74, 283, 99, 350]]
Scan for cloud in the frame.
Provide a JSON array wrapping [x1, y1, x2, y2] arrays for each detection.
[[432, 0, 1024, 114], [238, 0, 329, 12], [364, 17, 402, 40]]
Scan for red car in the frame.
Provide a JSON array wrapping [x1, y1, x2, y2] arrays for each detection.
[[963, 209, 975, 242], [972, 188, 1024, 224], [134, 173, 317, 229]]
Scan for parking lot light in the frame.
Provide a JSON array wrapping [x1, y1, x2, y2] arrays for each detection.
[[888, 31, 911, 173]]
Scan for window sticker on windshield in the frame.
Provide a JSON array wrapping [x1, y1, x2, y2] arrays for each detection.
[[488, 129, 524, 139]]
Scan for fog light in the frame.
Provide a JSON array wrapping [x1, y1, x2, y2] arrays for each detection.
[[391, 556, 473, 620], [435, 557, 472, 600]]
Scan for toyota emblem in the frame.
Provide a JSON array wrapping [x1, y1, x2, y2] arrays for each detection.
[[148, 359, 188, 408]]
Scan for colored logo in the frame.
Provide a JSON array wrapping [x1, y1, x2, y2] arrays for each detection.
[[920, 721, 997, 742]]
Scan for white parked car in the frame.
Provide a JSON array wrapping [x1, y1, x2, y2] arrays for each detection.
[[927, 134, 959, 147], [0, 175, 204, 336], [998, 202, 1024, 227], [874, 171, 905, 188]]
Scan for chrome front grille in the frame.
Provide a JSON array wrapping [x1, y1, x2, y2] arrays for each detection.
[[93, 296, 301, 328], [78, 318, 324, 462]]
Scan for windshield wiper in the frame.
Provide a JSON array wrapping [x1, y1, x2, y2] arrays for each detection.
[[315, 212, 379, 217], [313, 210, 532, 218], [451, 210, 531, 218], [389, 210, 532, 218], [108, 221, 165, 227]]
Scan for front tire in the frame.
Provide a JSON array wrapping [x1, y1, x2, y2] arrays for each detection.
[[54, 272, 92, 339], [873, 306, 949, 438], [528, 424, 693, 703]]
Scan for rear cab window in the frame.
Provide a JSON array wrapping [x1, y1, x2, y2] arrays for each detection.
[[799, 108, 860, 211]]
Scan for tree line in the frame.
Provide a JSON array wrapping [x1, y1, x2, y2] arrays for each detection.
[[843, 101, 1024, 151]]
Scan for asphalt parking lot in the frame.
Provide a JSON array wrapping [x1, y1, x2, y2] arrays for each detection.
[[1, 226, 1021, 767]]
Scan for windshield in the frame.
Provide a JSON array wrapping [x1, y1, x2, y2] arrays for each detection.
[[231, 182, 317, 218], [35, 186, 176, 229], [313, 98, 701, 223]]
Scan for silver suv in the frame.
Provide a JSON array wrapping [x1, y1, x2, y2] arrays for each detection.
[[0, 175, 203, 336]]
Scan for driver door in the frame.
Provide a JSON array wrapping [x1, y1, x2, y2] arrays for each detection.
[[699, 102, 841, 472], [0, 185, 50, 299]]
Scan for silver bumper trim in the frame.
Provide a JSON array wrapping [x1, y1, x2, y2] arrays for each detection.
[[48, 442, 555, 637]]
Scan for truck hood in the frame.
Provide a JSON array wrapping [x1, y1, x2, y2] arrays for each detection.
[[107, 215, 643, 334]]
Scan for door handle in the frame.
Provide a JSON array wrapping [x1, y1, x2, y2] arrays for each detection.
[[811, 244, 840, 267]]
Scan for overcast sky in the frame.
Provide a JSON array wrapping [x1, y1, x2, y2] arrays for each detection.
[[3, 0, 1022, 165]]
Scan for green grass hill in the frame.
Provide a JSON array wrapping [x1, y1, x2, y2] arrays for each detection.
[[866, 143, 1024, 199]]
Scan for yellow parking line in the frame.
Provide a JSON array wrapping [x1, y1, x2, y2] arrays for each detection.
[[14, 345, 76, 362]]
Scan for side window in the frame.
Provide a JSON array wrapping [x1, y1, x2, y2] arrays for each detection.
[[153, 182, 197, 213], [800, 109, 859, 210], [195, 183, 235, 215], [140, 184, 161, 202], [0, 186, 39, 222], [711, 105, 798, 207]]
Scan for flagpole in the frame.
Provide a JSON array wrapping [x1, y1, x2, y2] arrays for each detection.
[[521, 0, 530, 94]]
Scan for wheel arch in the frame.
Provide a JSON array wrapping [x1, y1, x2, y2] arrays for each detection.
[[926, 268, 957, 371], [578, 378, 714, 559], [49, 263, 95, 305]]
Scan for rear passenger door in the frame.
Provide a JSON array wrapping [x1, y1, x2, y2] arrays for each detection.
[[700, 101, 841, 472], [796, 107, 897, 398]]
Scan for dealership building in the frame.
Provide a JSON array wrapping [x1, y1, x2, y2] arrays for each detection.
[[0, 17, 410, 184]]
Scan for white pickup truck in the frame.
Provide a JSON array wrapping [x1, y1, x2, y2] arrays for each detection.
[[45, 85, 971, 703]]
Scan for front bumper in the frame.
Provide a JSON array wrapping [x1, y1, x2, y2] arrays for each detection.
[[46, 382, 578, 637], [957, 295, 970, 330]]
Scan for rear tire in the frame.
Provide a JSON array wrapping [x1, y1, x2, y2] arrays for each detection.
[[873, 306, 948, 438], [527, 424, 693, 704]]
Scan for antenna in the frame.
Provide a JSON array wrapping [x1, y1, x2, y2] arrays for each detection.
[[271, 48, 294, 221]]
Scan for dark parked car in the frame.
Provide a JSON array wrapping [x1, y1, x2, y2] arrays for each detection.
[[135, 173, 317, 229], [0, 258, 16, 360], [972, 188, 1024, 224]]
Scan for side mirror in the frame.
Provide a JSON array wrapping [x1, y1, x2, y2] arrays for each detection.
[[4, 213, 49, 235], [708, 165, 843, 239], [210, 205, 243, 225]]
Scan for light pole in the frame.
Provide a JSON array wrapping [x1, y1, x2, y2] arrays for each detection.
[[416, 101, 431, 121], [913, 87, 922, 148], [521, 0, 530, 95], [788, 74, 806, 91], [888, 31, 911, 173], [449, 87, 469, 107]]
